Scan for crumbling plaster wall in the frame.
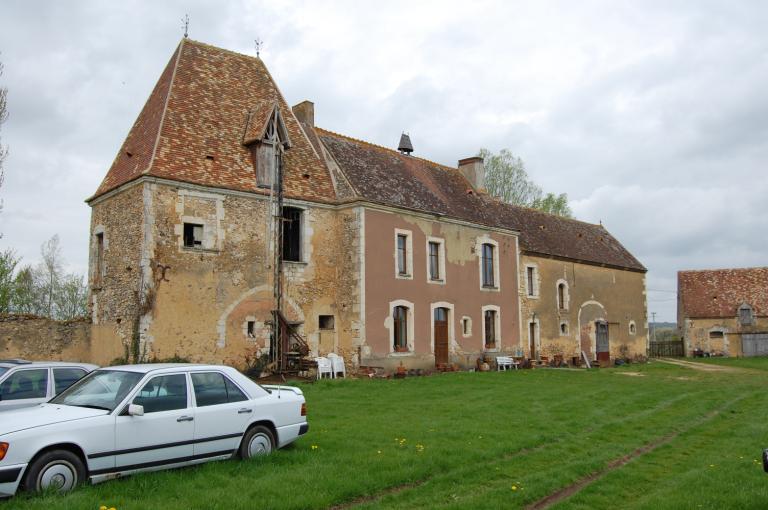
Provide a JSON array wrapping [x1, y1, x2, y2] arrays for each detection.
[[139, 182, 359, 368], [88, 184, 146, 365], [682, 316, 768, 356], [519, 254, 648, 361], [363, 207, 521, 371]]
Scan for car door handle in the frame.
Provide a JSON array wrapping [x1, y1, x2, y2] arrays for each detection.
[[177, 416, 194, 422], [238, 408, 253, 414]]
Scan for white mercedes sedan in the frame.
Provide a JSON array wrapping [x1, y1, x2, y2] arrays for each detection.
[[0, 364, 308, 497]]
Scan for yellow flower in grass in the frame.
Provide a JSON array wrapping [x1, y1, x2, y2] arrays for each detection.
[[512, 485, 518, 491], [311, 445, 319, 450]]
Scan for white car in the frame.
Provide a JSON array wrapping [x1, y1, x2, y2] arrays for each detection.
[[0, 364, 308, 497], [0, 360, 98, 412]]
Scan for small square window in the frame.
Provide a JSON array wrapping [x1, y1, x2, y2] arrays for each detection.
[[319, 315, 335, 330], [183, 223, 204, 249]]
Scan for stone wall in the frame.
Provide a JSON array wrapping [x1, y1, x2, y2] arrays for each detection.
[[0, 315, 91, 362], [682, 316, 768, 356], [88, 180, 361, 369], [519, 254, 648, 361]]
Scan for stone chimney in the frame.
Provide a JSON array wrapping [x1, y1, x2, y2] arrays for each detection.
[[458, 156, 485, 192], [292, 100, 314, 127]]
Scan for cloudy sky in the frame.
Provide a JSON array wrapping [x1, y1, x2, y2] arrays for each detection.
[[1, 1, 766, 321]]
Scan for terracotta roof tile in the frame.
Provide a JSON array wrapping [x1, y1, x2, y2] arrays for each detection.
[[318, 128, 645, 271], [679, 267, 768, 318], [91, 39, 335, 203]]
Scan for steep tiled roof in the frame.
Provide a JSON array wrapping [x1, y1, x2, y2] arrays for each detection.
[[318, 129, 645, 272], [91, 39, 335, 203], [679, 267, 768, 318]]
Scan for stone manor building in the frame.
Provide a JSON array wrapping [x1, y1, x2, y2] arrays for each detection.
[[84, 39, 648, 371]]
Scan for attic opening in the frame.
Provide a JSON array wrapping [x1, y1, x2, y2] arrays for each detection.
[[244, 103, 292, 189]]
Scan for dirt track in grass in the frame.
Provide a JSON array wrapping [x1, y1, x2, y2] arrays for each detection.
[[657, 358, 750, 372]]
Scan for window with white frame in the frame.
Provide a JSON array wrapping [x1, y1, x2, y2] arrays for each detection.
[[482, 244, 495, 287], [525, 264, 539, 297], [393, 305, 410, 352], [394, 229, 413, 279], [389, 299, 415, 354], [426, 237, 446, 283], [461, 316, 472, 337]]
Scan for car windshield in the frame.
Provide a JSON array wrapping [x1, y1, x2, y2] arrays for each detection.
[[50, 370, 144, 412]]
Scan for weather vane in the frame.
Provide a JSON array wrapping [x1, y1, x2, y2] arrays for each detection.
[[255, 38, 263, 57], [181, 14, 190, 38]]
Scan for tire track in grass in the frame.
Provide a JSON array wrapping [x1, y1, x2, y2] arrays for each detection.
[[329, 383, 723, 510], [525, 394, 748, 510]]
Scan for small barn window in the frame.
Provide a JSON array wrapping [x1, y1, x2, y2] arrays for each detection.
[[183, 223, 204, 249], [282, 207, 302, 262], [526, 266, 538, 296], [560, 322, 569, 335], [246, 321, 256, 338], [629, 321, 636, 335], [709, 331, 724, 339], [739, 304, 754, 325]]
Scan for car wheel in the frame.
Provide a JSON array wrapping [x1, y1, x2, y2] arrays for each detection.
[[23, 449, 86, 494], [240, 425, 275, 459]]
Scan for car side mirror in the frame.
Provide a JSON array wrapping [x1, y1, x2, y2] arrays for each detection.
[[128, 403, 144, 416]]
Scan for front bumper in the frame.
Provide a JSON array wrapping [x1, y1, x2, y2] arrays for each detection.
[[0, 463, 26, 498]]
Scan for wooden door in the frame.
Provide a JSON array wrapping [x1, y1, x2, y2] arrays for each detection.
[[596, 321, 610, 362], [529, 322, 538, 360], [434, 308, 449, 366]]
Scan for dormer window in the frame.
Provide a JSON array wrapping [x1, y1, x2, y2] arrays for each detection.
[[739, 303, 754, 325], [243, 102, 292, 189]]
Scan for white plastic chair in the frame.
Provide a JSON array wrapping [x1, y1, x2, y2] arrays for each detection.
[[315, 357, 333, 380], [327, 353, 346, 378]]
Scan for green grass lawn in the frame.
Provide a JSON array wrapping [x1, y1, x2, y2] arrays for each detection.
[[688, 356, 768, 372], [5, 360, 768, 509]]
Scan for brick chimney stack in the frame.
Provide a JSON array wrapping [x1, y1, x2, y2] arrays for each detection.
[[458, 156, 485, 192], [292, 100, 315, 127]]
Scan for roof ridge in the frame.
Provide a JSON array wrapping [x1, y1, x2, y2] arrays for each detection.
[[315, 127, 458, 173], [680, 267, 768, 273], [184, 38, 264, 62], [315, 128, 606, 229], [146, 38, 185, 176]]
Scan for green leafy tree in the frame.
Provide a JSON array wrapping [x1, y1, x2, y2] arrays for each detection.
[[532, 192, 573, 217], [0, 248, 18, 312], [479, 148, 573, 218]]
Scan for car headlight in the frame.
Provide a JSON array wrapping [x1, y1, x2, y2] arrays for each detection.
[[0, 442, 8, 461]]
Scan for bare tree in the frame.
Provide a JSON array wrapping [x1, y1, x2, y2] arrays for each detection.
[[36, 235, 63, 318], [0, 54, 7, 225], [54, 273, 88, 319]]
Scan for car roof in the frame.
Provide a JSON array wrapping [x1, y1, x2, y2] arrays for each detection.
[[0, 360, 98, 370], [102, 363, 237, 374]]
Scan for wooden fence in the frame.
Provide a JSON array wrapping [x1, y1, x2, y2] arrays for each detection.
[[649, 339, 684, 357]]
